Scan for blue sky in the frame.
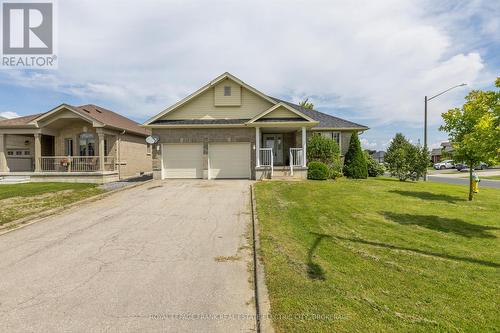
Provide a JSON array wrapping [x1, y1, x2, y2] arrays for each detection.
[[1, 0, 499, 151]]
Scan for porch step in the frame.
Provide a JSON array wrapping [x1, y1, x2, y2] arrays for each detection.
[[0, 175, 31, 184]]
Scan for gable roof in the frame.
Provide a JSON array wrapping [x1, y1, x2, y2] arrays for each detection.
[[144, 72, 369, 130], [143, 72, 277, 125], [247, 102, 317, 124], [0, 104, 149, 136]]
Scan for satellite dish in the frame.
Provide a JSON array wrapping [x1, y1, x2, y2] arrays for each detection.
[[146, 135, 160, 144]]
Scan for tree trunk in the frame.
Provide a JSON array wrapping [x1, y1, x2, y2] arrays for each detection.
[[468, 162, 473, 201]]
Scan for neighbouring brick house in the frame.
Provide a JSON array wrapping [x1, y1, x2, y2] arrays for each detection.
[[142, 72, 369, 180], [0, 104, 152, 183]]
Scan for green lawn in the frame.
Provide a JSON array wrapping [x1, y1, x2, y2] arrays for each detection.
[[479, 175, 500, 181], [0, 182, 104, 225], [255, 178, 500, 333]]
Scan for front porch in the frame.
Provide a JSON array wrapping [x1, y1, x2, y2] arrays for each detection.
[[0, 126, 119, 184], [254, 126, 308, 179]]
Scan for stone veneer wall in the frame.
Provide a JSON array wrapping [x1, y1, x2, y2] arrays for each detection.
[[151, 128, 256, 179]]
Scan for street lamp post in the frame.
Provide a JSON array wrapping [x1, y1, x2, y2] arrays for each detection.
[[423, 83, 467, 181]]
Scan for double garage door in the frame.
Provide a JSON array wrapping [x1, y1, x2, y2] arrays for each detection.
[[162, 143, 250, 179]]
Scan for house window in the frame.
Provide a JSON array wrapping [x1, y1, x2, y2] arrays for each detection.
[[79, 133, 95, 156], [7, 151, 14, 156], [224, 86, 231, 96], [146, 144, 152, 155], [104, 139, 109, 156], [332, 132, 341, 146], [64, 138, 74, 156]]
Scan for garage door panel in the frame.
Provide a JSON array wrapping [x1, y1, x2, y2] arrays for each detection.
[[162, 144, 203, 179], [209, 143, 250, 179]]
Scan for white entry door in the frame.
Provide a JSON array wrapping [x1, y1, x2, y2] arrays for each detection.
[[263, 134, 283, 164], [209, 143, 251, 179], [162, 144, 203, 179]]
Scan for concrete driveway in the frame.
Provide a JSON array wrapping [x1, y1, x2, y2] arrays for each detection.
[[0, 180, 256, 332]]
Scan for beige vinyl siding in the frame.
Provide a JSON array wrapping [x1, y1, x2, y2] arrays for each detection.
[[214, 79, 241, 106], [262, 106, 301, 119], [162, 86, 274, 120]]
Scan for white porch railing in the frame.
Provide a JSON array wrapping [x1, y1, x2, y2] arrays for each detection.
[[259, 148, 273, 177], [289, 148, 304, 176], [39, 156, 116, 172]]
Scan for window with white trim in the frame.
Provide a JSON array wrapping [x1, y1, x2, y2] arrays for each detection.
[[224, 86, 231, 96]]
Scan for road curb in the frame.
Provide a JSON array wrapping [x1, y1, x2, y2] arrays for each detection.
[[250, 184, 275, 333], [0, 179, 154, 236]]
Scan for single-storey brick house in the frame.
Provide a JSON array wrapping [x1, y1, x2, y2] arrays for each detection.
[[143, 73, 368, 180], [0, 104, 152, 183]]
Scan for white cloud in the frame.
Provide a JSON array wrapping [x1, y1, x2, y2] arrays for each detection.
[[1, 0, 496, 125], [360, 138, 378, 150], [0, 111, 20, 119]]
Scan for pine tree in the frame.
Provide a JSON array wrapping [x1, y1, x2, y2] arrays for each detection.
[[343, 132, 368, 179]]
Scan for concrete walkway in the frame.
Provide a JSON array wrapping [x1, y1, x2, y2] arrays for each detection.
[[0, 180, 256, 332]]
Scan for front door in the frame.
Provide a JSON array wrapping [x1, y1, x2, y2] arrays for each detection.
[[263, 134, 283, 165]]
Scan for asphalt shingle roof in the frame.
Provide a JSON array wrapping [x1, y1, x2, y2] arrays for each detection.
[[269, 97, 369, 129], [0, 104, 150, 136]]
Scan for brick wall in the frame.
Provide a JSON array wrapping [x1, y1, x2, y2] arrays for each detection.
[[118, 133, 152, 178]]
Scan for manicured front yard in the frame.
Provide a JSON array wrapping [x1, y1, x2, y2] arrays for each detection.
[[480, 175, 500, 181], [255, 178, 500, 332], [0, 182, 104, 226]]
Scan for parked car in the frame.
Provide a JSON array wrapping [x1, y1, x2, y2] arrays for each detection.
[[433, 160, 455, 170], [455, 162, 488, 171]]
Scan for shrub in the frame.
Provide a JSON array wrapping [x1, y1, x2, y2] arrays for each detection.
[[307, 161, 329, 180], [307, 134, 340, 164], [343, 132, 368, 179], [385, 133, 429, 181], [307, 134, 342, 179], [328, 157, 343, 179], [364, 151, 385, 177]]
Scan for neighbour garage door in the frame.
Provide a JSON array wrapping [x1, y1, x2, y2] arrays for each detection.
[[162, 144, 203, 179], [209, 143, 251, 179]]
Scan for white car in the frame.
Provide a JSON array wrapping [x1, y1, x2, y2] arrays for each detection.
[[434, 160, 455, 170]]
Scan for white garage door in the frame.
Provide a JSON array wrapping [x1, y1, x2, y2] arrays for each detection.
[[162, 144, 203, 179], [209, 143, 251, 179]]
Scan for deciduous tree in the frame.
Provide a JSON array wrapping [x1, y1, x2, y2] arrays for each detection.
[[440, 78, 500, 200]]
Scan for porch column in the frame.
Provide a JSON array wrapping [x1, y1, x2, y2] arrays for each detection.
[[34, 133, 41, 172], [255, 127, 260, 167], [0, 134, 9, 172], [98, 132, 105, 171], [302, 127, 307, 167]]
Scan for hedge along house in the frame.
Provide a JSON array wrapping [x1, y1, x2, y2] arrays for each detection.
[[0, 104, 152, 183], [143, 73, 368, 180]]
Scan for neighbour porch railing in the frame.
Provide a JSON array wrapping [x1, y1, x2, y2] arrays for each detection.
[[289, 148, 304, 176], [259, 148, 273, 177], [39, 156, 116, 172]]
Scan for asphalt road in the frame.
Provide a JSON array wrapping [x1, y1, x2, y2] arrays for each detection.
[[0, 180, 256, 333], [428, 176, 500, 188]]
